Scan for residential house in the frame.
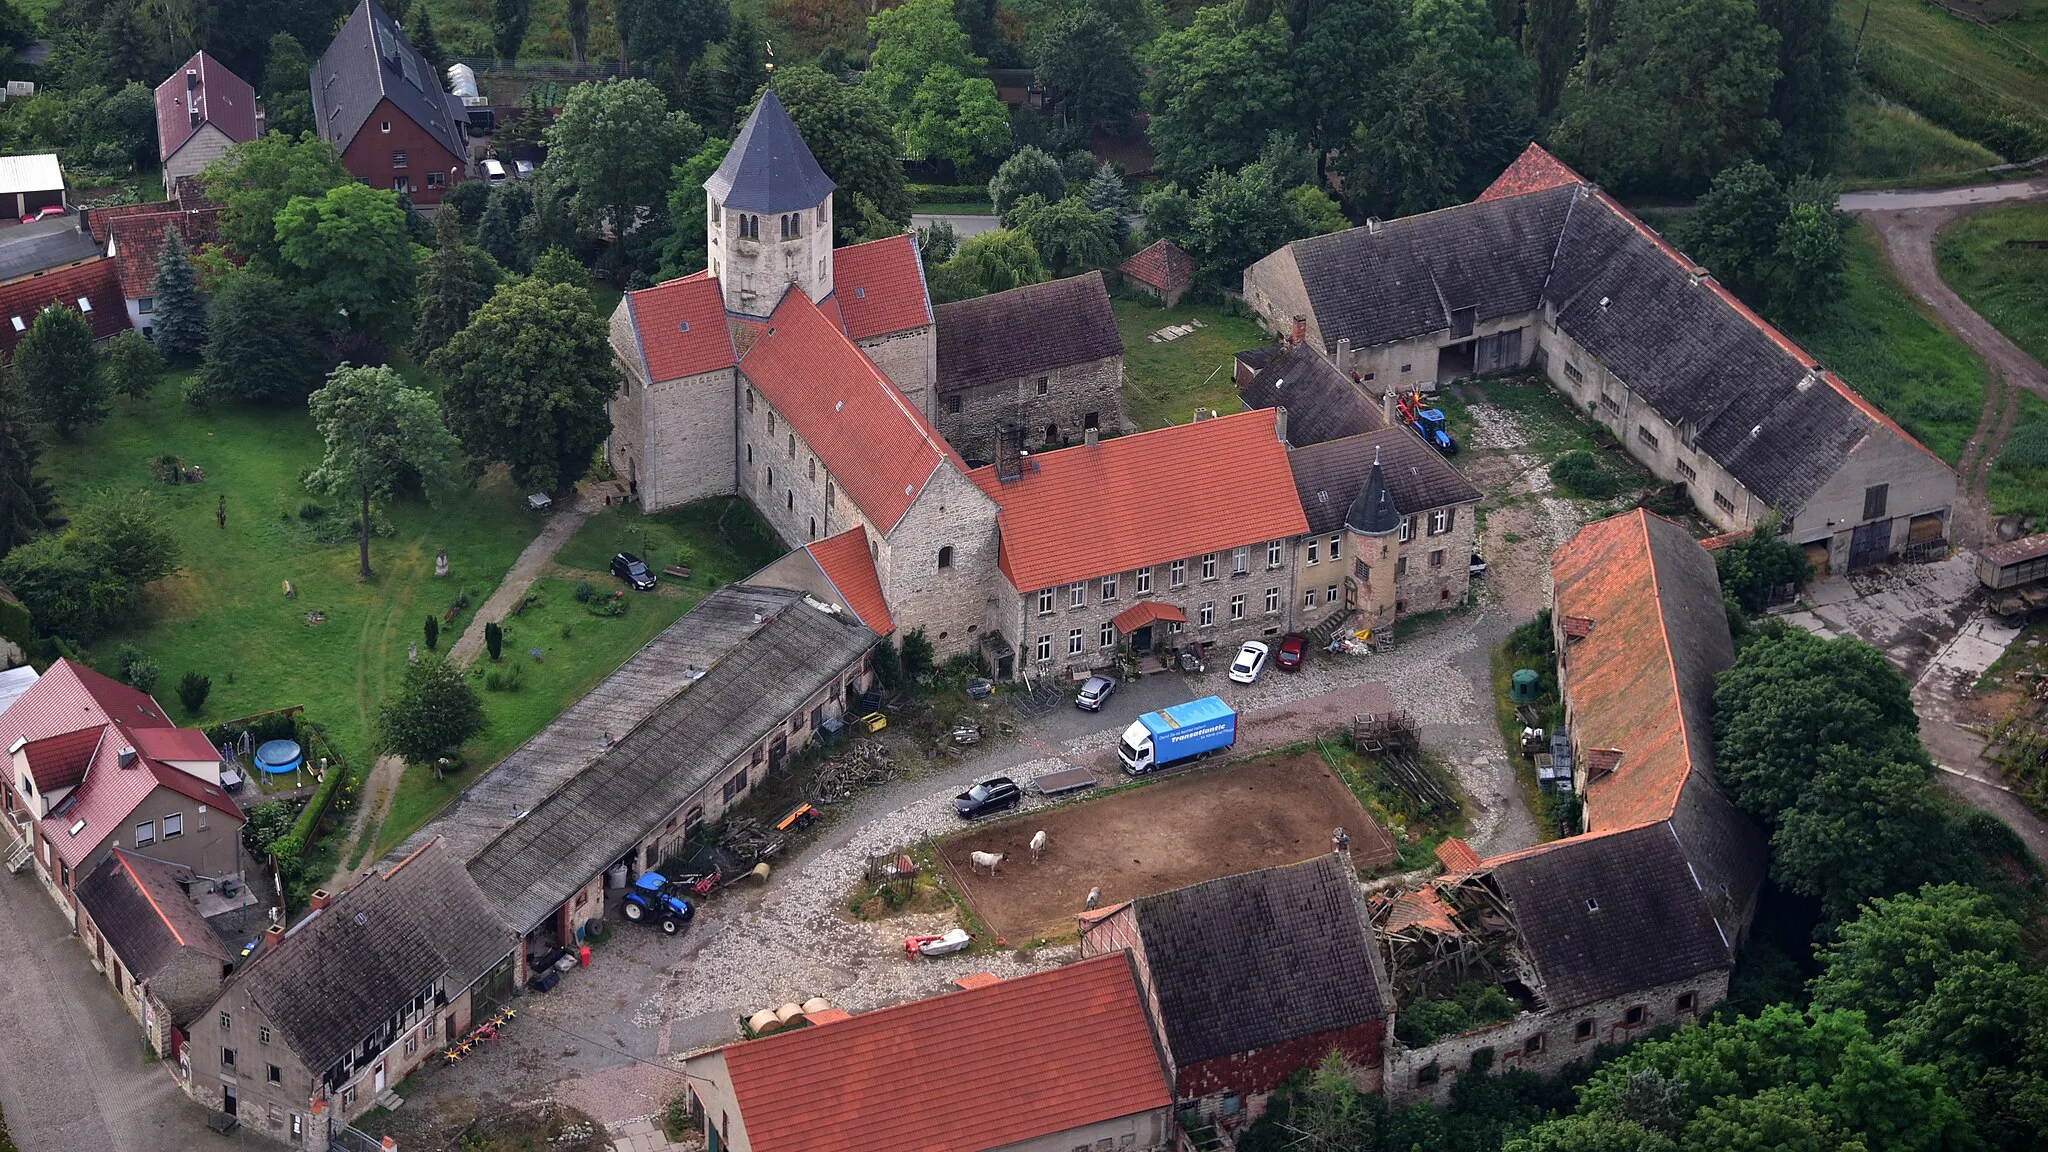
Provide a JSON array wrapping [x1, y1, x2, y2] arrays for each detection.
[[84, 194, 223, 334], [390, 585, 876, 977], [934, 271, 1128, 462], [74, 848, 241, 1059], [311, 0, 469, 205], [969, 408, 1309, 678], [0, 215, 101, 285], [1, 659, 243, 915], [679, 953, 1176, 1152], [1380, 510, 1764, 1103], [1120, 238, 1194, 308], [1081, 854, 1394, 1128], [154, 52, 259, 197], [0, 256, 130, 357], [185, 837, 512, 1139], [1244, 144, 1956, 567], [0, 154, 67, 219]]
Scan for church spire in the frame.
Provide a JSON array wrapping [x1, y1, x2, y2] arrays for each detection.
[[703, 88, 836, 215], [1345, 446, 1401, 536]]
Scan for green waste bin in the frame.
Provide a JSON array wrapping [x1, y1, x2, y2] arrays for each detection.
[[1510, 668, 1541, 703]]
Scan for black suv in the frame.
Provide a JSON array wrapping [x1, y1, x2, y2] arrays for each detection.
[[611, 552, 657, 591], [954, 776, 1022, 819]]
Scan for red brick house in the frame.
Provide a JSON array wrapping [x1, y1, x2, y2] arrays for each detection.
[[311, 0, 469, 205], [1081, 854, 1394, 1129]]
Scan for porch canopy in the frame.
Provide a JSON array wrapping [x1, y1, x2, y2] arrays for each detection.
[[1113, 600, 1186, 635]]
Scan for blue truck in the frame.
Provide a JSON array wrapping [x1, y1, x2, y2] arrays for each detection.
[[1118, 696, 1238, 774]]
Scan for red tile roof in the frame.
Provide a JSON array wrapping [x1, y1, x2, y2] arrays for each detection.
[[1434, 837, 1482, 875], [2, 659, 174, 790], [625, 274, 738, 381], [805, 526, 893, 634], [968, 409, 1308, 591], [130, 726, 222, 763], [1119, 237, 1194, 294], [42, 730, 241, 869], [0, 258, 131, 356], [1111, 599, 1186, 634], [22, 727, 106, 792], [716, 953, 1170, 1152], [740, 289, 962, 532], [1475, 143, 1586, 203], [830, 233, 931, 340], [154, 51, 259, 162], [103, 206, 221, 299]]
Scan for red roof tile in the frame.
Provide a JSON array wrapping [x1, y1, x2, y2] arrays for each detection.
[[625, 275, 738, 381], [967, 409, 1308, 591], [130, 726, 222, 763], [830, 233, 931, 340], [1111, 599, 1186, 634], [2, 659, 172, 787], [805, 526, 893, 634], [951, 972, 1002, 991], [41, 732, 240, 869], [716, 954, 1170, 1152], [1475, 143, 1586, 203], [1434, 837, 1482, 875], [154, 52, 259, 163], [740, 290, 961, 532], [22, 727, 105, 792], [1119, 237, 1194, 294], [104, 206, 221, 299], [0, 258, 131, 356], [1385, 886, 1460, 935]]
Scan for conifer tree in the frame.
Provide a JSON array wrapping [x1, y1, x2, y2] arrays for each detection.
[[149, 229, 206, 361]]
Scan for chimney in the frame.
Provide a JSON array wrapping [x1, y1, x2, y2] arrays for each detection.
[[1382, 385, 1396, 426], [186, 68, 197, 90], [1192, 408, 1213, 422], [1083, 426, 1099, 447], [994, 423, 1023, 481], [1335, 337, 1352, 374], [308, 889, 332, 911], [1274, 406, 1288, 445], [117, 747, 137, 769], [263, 923, 285, 950], [1289, 315, 1306, 347], [1366, 217, 1384, 236]]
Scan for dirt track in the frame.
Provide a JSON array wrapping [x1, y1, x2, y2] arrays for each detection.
[[937, 754, 1393, 943]]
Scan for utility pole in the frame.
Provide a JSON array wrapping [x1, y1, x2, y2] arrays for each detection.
[[1853, 2, 1872, 71]]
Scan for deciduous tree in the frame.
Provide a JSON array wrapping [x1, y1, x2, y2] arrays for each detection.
[[1008, 194, 1118, 276], [761, 66, 911, 242], [305, 364, 460, 579], [429, 278, 618, 493], [927, 228, 1046, 302], [989, 145, 1068, 220], [201, 132, 352, 268], [867, 0, 982, 113], [1758, 0, 1847, 177], [657, 136, 728, 280], [378, 656, 485, 768], [904, 64, 1011, 171], [275, 181, 420, 342], [1144, 7, 1299, 185], [1677, 162, 1845, 326], [546, 79, 700, 242], [1033, 9, 1143, 135], [15, 306, 106, 437], [104, 330, 164, 403]]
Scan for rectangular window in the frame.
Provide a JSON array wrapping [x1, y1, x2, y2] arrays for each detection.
[[721, 772, 748, 803], [1600, 391, 1620, 413], [1430, 549, 1446, 569], [342, 1086, 356, 1110], [1401, 515, 1416, 542], [134, 821, 155, 847], [1713, 490, 1736, 513], [1036, 634, 1052, 662], [1038, 588, 1055, 615], [403, 1036, 417, 1058], [946, 395, 962, 414], [1524, 1033, 1545, 1055], [1307, 538, 1319, 565], [1198, 601, 1215, 627], [1232, 547, 1248, 575], [1416, 1064, 1439, 1086], [1564, 362, 1584, 383], [259, 1027, 269, 1045], [391, 149, 408, 169], [1624, 1005, 1646, 1027], [222, 1047, 236, 1068], [1329, 535, 1342, 561], [1100, 621, 1115, 647], [1637, 425, 1659, 448], [1230, 594, 1245, 621], [1100, 574, 1117, 601], [1676, 992, 1697, 1013], [220, 1012, 231, 1031], [1267, 539, 1282, 567], [1396, 556, 1408, 578], [1036, 376, 1049, 395], [1170, 559, 1186, 587], [1326, 584, 1338, 603], [1135, 568, 1151, 594], [1068, 628, 1083, 655], [162, 812, 183, 838], [1265, 587, 1279, 613], [138, 296, 154, 315], [1863, 484, 1888, 521], [1303, 588, 1317, 609], [1069, 582, 1086, 608], [267, 1063, 282, 1084], [1429, 509, 1452, 535], [1676, 458, 1697, 481], [1576, 1019, 1594, 1041], [1201, 553, 1217, 580]]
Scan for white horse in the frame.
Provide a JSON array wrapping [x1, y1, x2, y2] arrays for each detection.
[[1028, 830, 1048, 864], [969, 850, 1008, 876]]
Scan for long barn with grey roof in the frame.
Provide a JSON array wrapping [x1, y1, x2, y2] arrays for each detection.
[[1245, 144, 1956, 574]]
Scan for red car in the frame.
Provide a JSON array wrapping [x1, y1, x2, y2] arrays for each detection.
[[18, 205, 64, 224], [1276, 632, 1308, 671]]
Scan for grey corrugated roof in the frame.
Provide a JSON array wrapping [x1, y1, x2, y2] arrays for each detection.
[[1489, 822, 1733, 1011], [1239, 343, 1385, 447], [465, 588, 875, 934], [704, 88, 836, 214], [1291, 429, 1481, 536], [1290, 186, 1576, 353], [228, 838, 511, 1074], [1129, 855, 1389, 1066], [936, 271, 1124, 393], [390, 585, 801, 870], [311, 0, 467, 166], [0, 217, 102, 283]]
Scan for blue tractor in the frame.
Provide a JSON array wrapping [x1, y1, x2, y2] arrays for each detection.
[[1412, 408, 1457, 455], [620, 872, 695, 935]]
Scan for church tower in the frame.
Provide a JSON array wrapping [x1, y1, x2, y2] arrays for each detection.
[[1345, 448, 1403, 636], [703, 89, 836, 319]]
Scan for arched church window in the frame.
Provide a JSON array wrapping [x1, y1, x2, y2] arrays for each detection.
[[787, 433, 796, 459], [938, 546, 953, 569], [745, 388, 755, 414], [816, 206, 827, 227]]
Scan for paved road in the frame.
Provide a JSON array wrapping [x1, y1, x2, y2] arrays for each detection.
[[0, 870, 238, 1152], [1840, 176, 2048, 213], [910, 212, 999, 239]]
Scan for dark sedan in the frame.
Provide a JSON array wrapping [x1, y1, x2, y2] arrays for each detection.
[[954, 776, 1022, 819]]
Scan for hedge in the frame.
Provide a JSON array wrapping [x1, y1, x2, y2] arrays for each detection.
[[906, 182, 992, 204]]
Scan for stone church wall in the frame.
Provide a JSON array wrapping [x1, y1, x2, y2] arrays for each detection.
[[876, 465, 1000, 658], [936, 355, 1126, 463], [737, 376, 870, 547], [857, 326, 937, 421]]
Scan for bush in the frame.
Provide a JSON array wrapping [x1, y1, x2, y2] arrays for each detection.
[[176, 671, 210, 714], [114, 645, 159, 693], [1394, 983, 1519, 1046], [1549, 450, 1619, 499], [241, 798, 299, 857], [586, 593, 626, 617], [484, 621, 503, 661], [900, 628, 935, 682], [905, 182, 992, 204], [483, 662, 526, 692], [423, 614, 439, 651], [296, 502, 328, 521], [572, 580, 597, 603]]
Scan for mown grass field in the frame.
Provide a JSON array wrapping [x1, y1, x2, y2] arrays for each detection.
[[1787, 221, 1988, 465], [1936, 202, 2048, 367], [1989, 392, 2048, 520], [1113, 298, 1269, 430]]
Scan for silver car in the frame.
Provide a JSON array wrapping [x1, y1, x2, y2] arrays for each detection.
[[1075, 675, 1117, 711]]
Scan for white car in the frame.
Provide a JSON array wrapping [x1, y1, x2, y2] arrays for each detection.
[[1227, 641, 1269, 684], [481, 158, 510, 186]]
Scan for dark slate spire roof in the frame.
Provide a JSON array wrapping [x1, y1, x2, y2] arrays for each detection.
[[1345, 448, 1400, 535], [704, 88, 836, 214]]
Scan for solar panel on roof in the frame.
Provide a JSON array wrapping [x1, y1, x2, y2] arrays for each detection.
[[400, 52, 422, 91]]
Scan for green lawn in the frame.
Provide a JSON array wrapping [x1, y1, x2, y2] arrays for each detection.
[[1113, 298, 1270, 430], [1844, 0, 2048, 155], [1936, 202, 2048, 368], [1832, 96, 2003, 188], [1785, 221, 1987, 465], [36, 378, 541, 771], [370, 498, 785, 855], [1989, 392, 2048, 520]]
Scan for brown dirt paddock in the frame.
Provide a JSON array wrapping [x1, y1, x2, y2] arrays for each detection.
[[937, 753, 1395, 943]]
